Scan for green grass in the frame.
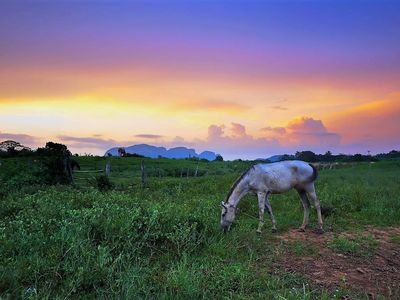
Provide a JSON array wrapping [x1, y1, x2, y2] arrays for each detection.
[[327, 235, 379, 258], [287, 240, 317, 256], [390, 235, 400, 246], [0, 158, 399, 298]]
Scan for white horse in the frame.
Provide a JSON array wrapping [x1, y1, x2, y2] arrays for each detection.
[[220, 160, 324, 234]]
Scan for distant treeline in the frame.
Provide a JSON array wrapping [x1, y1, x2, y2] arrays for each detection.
[[1, 140, 399, 162], [262, 150, 400, 163]]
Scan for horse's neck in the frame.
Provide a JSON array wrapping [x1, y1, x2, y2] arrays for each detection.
[[228, 180, 249, 208]]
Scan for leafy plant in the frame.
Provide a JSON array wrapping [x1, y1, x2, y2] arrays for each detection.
[[94, 175, 114, 192]]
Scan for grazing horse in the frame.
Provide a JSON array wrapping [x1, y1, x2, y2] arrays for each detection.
[[220, 160, 324, 234]]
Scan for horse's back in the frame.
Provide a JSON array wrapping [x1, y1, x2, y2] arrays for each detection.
[[256, 160, 312, 175], [254, 160, 315, 192]]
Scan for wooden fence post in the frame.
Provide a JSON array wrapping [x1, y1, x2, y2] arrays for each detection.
[[63, 150, 74, 184], [141, 160, 146, 187], [105, 161, 111, 177]]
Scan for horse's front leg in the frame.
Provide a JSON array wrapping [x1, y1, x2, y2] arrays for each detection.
[[265, 194, 277, 233], [256, 192, 266, 233]]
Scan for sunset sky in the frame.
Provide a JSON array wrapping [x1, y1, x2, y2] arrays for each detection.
[[1, 1, 399, 159]]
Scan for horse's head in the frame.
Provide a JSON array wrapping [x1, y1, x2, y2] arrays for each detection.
[[220, 201, 236, 232]]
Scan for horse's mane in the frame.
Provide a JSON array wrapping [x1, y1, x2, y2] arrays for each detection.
[[224, 166, 254, 203]]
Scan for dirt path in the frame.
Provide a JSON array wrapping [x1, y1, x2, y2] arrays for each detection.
[[272, 226, 400, 299]]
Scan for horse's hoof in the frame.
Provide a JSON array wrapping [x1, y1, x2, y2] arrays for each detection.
[[271, 228, 277, 234], [298, 227, 306, 232], [316, 228, 325, 235]]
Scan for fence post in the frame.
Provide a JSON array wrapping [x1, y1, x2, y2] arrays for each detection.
[[63, 149, 74, 184], [105, 161, 111, 177], [141, 160, 146, 187]]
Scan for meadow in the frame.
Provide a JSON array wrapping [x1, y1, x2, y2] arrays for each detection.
[[1, 157, 400, 299]]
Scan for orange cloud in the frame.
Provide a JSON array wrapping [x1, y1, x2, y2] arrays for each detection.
[[198, 123, 280, 157], [230, 123, 247, 137], [260, 117, 340, 148], [191, 118, 341, 158], [327, 92, 400, 151], [284, 117, 341, 147]]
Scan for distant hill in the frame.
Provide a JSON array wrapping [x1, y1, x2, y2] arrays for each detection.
[[105, 144, 217, 161], [255, 155, 284, 162], [265, 155, 284, 162]]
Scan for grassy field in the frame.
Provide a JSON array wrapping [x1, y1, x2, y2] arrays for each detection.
[[1, 157, 400, 299]]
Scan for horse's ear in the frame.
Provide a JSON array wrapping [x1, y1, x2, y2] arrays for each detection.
[[221, 201, 227, 208]]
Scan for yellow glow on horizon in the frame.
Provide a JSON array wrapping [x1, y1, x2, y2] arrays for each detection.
[[2, 63, 398, 153]]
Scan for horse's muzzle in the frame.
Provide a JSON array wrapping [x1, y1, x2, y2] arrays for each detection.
[[220, 222, 231, 233]]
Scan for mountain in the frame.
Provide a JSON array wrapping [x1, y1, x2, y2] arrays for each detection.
[[265, 155, 284, 162], [199, 151, 217, 161], [164, 147, 197, 159], [105, 144, 167, 158], [105, 144, 217, 161]]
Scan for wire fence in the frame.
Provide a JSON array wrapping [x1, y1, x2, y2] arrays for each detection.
[[72, 159, 225, 188]]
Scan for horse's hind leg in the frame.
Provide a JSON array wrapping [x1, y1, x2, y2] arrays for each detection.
[[305, 184, 324, 234], [297, 189, 310, 232]]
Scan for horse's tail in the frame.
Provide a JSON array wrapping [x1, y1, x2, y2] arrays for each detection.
[[308, 163, 318, 182]]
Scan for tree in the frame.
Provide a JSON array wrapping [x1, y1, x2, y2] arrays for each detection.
[[321, 150, 334, 162], [215, 154, 224, 161], [118, 147, 126, 157], [36, 142, 73, 184], [0, 140, 31, 157], [281, 154, 294, 161], [125, 152, 144, 158], [295, 151, 317, 162], [352, 153, 366, 162]]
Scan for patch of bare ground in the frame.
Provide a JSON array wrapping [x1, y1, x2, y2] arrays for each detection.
[[272, 226, 400, 299]]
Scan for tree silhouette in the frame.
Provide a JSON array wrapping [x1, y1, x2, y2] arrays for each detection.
[[0, 140, 31, 157], [295, 151, 317, 162], [0, 140, 31, 152], [215, 154, 224, 161], [118, 147, 126, 157]]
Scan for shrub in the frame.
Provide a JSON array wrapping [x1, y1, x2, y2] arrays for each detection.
[[95, 175, 114, 192]]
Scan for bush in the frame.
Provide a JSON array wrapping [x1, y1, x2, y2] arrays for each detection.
[[94, 175, 114, 192]]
